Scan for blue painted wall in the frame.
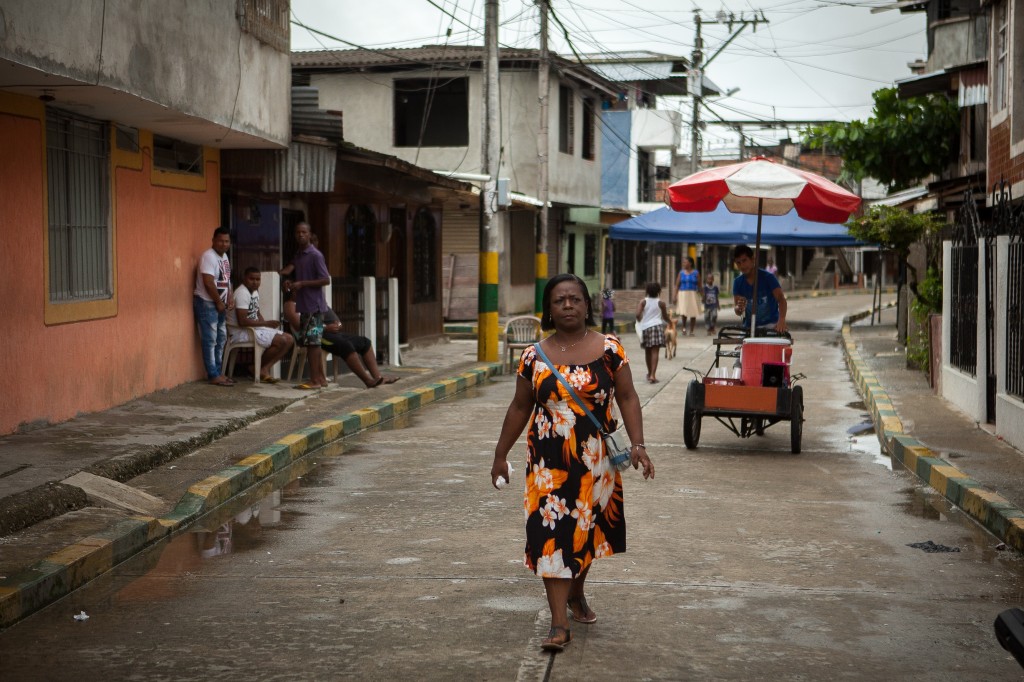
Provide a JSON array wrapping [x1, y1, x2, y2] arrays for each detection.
[[601, 111, 631, 209]]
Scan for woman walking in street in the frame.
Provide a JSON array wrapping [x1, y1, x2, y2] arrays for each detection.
[[673, 257, 701, 336], [491, 273, 654, 653]]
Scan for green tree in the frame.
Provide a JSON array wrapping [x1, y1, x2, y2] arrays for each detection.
[[847, 205, 944, 298], [803, 88, 959, 192]]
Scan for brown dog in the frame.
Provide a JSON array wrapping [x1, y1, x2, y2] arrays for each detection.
[[664, 319, 677, 359]]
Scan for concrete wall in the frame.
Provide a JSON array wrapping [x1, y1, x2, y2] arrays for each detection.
[[0, 0, 289, 147], [0, 93, 221, 434], [940, 241, 985, 422], [313, 67, 603, 207]]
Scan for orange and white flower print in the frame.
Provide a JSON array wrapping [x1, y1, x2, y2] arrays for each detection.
[[568, 366, 592, 391], [525, 457, 568, 517], [536, 539, 573, 578], [594, 526, 614, 558], [534, 410, 552, 440], [581, 433, 601, 471], [545, 398, 576, 440], [592, 388, 607, 406], [592, 458, 616, 510], [546, 493, 570, 520], [571, 497, 595, 553]]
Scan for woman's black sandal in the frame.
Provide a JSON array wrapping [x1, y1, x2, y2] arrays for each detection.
[[568, 596, 597, 624], [541, 626, 572, 652]]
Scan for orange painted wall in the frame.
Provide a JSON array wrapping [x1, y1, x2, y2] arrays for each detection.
[[0, 101, 220, 434]]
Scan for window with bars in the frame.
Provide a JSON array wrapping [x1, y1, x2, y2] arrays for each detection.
[[584, 233, 597, 277], [582, 98, 596, 160], [153, 135, 204, 175], [236, 0, 290, 52], [345, 204, 377, 278], [46, 109, 112, 303], [412, 208, 437, 302], [994, 2, 1008, 111], [559, 85, 575, 155]]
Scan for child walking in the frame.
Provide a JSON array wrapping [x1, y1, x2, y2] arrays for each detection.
[[636, 281, 671, 383], [703, 273, 720, 335], [601, 288, 616, 334]]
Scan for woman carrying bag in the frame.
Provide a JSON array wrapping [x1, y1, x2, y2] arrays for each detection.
[[491, 273, 654, 653]]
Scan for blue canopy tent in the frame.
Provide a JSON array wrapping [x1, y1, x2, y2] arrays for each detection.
[[609, 205, 861, 246]]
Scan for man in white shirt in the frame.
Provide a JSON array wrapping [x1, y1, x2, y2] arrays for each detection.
[[193, 227, 234, 386], [228, 267, 293, 383]]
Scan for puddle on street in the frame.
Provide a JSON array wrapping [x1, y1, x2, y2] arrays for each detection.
[[70, 385, 487, 605], [848, 431, 892, 470]]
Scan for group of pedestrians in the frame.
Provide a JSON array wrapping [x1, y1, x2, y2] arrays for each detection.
[[634, 246, 788, 383], [192, 223, 397, 389]]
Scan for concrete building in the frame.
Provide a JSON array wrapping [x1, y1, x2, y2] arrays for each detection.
[[291, 46, 619, 317], [0, 0, 291, 433]]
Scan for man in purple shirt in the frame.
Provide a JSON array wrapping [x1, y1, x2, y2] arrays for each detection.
[[285, 222, 331, 389]]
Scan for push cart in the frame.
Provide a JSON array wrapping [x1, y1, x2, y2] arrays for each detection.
[[682, 326, 804, 454]]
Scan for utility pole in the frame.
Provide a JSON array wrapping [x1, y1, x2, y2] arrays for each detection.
[[689, 10, 767, 174], [478, 0, 501, 361], [689, 11, 703, 175], [536, 0, 549, 316]]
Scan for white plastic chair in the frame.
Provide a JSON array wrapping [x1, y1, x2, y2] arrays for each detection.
[[222, 324, 263, 384], [503, 315, 542, 371]]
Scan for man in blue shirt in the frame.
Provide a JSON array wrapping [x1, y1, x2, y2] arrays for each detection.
[[731, 244, 788, 333]]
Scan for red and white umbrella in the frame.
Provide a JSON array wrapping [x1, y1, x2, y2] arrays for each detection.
[[666, 156, 861, 332]]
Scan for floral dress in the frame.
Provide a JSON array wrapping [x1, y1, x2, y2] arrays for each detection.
[[518, 335, 628, 578]]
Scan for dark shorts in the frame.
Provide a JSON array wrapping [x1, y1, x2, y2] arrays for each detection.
[[322, 331, 371, 358], [297, 312, 324, 347]]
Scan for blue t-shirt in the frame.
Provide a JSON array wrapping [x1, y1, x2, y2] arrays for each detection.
[[732, 269, 782, 328], [678, 269, 700, 291]]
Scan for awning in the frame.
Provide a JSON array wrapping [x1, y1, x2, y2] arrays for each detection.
[[608, 205, 861, 246]]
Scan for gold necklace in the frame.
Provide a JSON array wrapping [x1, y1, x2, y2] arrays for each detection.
[[555, 328, 588, 352]]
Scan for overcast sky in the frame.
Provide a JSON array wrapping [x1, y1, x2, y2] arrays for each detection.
[[290, 0, 927, 152]]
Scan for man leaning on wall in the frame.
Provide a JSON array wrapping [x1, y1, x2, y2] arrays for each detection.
[[193, 226, 235, 386]]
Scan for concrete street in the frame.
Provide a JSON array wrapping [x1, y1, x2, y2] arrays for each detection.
[[1, 294, 1021, 679]]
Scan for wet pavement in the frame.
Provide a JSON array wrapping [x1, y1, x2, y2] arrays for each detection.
[[2, 295, 1023, 678]]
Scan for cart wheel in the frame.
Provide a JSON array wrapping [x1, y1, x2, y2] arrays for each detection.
[[790, 386, 803, 454], [683, 380, 702, 449]]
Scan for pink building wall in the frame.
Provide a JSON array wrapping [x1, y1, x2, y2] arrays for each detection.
[[0, 96, 221, 434]]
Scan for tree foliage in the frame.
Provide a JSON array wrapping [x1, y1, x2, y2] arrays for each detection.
[[847, 205, 944, 300], [803, 88, 959, 192]]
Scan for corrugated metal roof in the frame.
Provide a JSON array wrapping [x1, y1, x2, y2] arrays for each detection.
[[587, 62, 675, 83], [291, 86, 343, 144], [263, 141, 336, 193]]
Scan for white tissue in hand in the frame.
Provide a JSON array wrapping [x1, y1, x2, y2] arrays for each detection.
[[495, 463, 513, 489]]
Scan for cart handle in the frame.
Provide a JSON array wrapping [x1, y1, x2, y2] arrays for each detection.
[[682, 367, 705, 380]]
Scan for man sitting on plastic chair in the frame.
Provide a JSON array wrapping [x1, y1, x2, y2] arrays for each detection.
[[228, 267, 294, 383], [283, 294, 398, 389]]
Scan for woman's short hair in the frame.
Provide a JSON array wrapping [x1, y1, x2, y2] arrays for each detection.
[[645, 281, 662, 297], [541, 273, 596, 331]]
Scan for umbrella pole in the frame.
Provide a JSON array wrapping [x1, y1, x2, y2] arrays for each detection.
[[750, 199, 763, 337]]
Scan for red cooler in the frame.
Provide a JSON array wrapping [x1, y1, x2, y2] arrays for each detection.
[[740, 338, 792, 387]]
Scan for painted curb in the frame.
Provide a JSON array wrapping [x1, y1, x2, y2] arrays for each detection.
[[0, 363, 502, 629], [840, 314, 1024, 552]]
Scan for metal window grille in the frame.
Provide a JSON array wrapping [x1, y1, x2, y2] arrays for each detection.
[[236, 0, 289, 53], [412, 208, 437, 303], [950, 193, 980, 375], [46, 109, 111, 303], [1008, 207, 1024, 398]]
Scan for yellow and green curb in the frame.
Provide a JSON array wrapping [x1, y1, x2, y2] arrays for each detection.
[[841, 313, 1024, 552], [0, 364, 502, 628]]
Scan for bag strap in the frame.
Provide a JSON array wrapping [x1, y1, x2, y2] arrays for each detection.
[[533, 342, 604, 433]]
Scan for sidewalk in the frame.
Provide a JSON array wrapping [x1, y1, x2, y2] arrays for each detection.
[[0, 340, 501, 627], [844, 304, 1024, 550]]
